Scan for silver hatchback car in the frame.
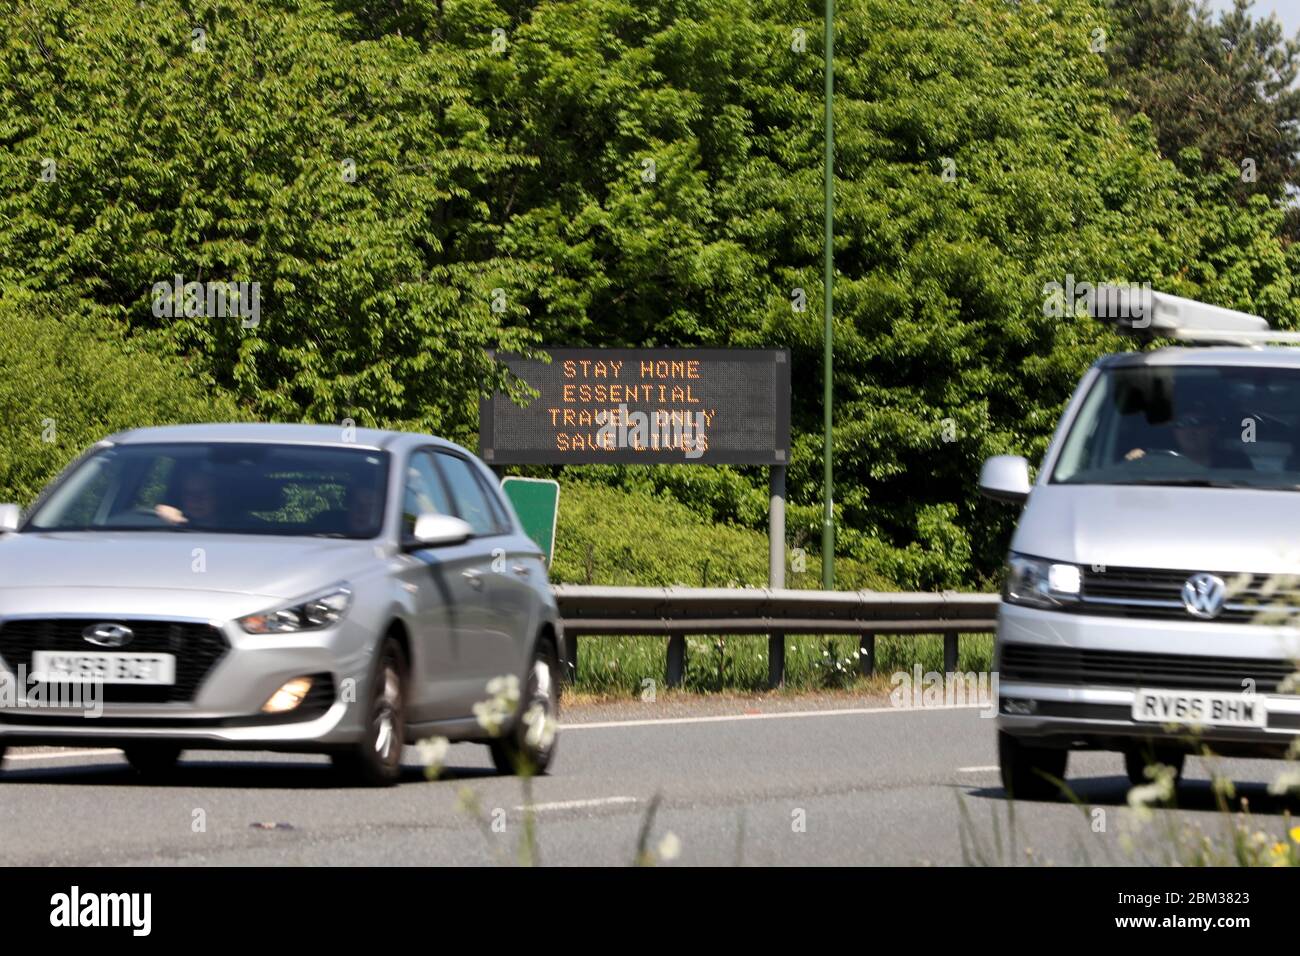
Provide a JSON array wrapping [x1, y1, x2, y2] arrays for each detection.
[[0, 423, 564, 785]]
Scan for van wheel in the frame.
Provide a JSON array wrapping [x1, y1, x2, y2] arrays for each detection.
[[332, 638, 407, 787], [1124, 746, 1185, 787], [124, 744, 183, 777], [490, 639, 560, 776], [998, 731, 1068, 801]]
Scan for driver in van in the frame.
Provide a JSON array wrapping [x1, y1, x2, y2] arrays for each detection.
[[1123, 398, 1252, 469]]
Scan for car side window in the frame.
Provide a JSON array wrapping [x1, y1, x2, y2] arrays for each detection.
[[434, 453, 504, 536], [403, 451, 452, 537], [476, 469, 512, 531]]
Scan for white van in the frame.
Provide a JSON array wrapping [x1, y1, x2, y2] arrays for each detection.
[[981, 291, 1300, 798]]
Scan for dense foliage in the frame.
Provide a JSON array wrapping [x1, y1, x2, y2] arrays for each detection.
[[0, 290, 246, 504], [3, 0, 1299, 587], [1106, 0, 1300, 217], [552, 479, 890, 589]]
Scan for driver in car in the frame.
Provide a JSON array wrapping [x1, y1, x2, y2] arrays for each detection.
[[155, 469, 220, 526], [1123, 401, 1252, 469]]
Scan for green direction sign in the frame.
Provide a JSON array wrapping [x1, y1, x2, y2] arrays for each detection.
[[501, 477, 560, 566]]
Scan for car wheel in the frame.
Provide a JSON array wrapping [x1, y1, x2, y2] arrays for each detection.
[[123, 744, 183, 777], [332, 638, 407, 787], [1124, 746, 1186, 787], [998, 731, 1068, 801], [489, 639, 560, 776]]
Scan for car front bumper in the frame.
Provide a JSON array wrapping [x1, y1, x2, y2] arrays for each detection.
[[0, 592, 375, 751]]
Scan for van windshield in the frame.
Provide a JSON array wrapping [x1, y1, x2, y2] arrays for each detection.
[[1052, 364, 1300, 490]]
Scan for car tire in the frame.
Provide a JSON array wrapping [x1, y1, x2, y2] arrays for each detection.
[[998, 731, 1068, 801], [489, 638, 560, 776], [123, 744, 183, 777], [332, 638, 408, 787], [1124, 746, 1186, 787]]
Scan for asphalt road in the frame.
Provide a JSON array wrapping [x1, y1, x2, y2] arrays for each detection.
[[2, 701, 1295, 866]]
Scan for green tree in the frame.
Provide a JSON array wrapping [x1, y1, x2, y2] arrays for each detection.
[[1106, 0, 1300, 209], [0, 290, 245, 504], [0, 0, 538, 445], [3, 0, 1298, 590]]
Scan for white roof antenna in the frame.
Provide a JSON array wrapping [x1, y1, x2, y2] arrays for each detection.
[[1088, 286, 1299, 346]]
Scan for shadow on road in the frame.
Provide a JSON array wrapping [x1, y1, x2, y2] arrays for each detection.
[[0, 756, 501, 790], [966, 774, 1300, 815]]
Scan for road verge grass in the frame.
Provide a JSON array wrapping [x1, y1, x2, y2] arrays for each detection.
[[573, 632, 994, 696]]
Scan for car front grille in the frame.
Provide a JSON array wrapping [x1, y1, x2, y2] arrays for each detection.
[[1079, 566, 1300, 624], [1000, 643, 1299, 694], [0, 618, 229, 704]]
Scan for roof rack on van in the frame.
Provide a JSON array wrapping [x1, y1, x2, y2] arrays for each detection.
[[1089, 286, 1300, 347]]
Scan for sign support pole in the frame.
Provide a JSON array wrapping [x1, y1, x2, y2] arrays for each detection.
[[768, 464, 786, 688], [821, 0, 835, 590]]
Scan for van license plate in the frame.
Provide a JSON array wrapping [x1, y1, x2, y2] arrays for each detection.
[[1132, 689, 1265, 728]]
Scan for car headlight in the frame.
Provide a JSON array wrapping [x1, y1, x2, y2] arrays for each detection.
[[238, 583, 353, 634], [1002, 554, 1082, 609]]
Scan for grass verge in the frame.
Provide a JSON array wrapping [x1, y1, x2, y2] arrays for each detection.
[[572, 632, 994, 696]]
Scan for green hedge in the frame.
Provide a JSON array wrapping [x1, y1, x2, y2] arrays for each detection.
[[550, 479, 892, 590]]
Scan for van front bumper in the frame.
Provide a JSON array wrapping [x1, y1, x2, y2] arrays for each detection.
[[995, 602, 1300, 757]]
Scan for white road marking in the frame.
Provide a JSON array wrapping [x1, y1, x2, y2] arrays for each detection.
[[517, 796, 639, 812], [2, 706, 985, 763], [6, 748, 123, 762], [562, 703, 984, 730], [957, 765, 999, 773]]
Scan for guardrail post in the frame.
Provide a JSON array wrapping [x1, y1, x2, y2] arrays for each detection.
[[767, 635, 785, 689], [666, 633, 687, 688], [564, 634, 579, 683], [943, 631, 959, 674], [858, 633, 875, 677]]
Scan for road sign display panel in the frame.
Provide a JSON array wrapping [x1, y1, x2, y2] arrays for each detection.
[[480, 348, 791, 465]]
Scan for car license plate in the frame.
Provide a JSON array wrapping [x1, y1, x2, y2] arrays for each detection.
[[1132, 688, 1265, 728], [30, 651, 176, 686]]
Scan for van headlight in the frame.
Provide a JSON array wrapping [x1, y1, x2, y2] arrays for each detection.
[[238, 583, 353, 634], [1002, 554, 1082, 609]]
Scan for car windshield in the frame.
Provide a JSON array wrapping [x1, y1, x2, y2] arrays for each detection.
[[1052, 364, 1300, 490], [26, 442, 390, 538]]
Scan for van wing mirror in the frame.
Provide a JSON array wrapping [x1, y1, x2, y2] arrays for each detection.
[[0, 504, 20, 532], [979, 456, 1032, 505]]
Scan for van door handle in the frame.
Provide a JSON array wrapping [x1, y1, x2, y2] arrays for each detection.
[[511, 565, 532, 577], [462, 569, 485, 589]]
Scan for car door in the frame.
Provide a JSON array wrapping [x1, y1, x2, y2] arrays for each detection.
[[395, 449, 496, 721], [432, 451, 534, 686]]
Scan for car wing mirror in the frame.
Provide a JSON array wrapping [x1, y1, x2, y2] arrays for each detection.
[[407, 513, 473, 549]]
